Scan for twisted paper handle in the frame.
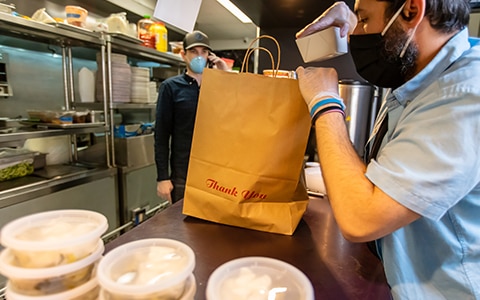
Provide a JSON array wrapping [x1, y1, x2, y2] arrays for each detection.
[[241, 35, 281, 76]]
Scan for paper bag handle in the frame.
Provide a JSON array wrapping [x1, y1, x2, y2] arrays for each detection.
[[241, 35, 281, 76]]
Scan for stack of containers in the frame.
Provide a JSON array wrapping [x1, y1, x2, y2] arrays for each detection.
[[0, 210, 108, 300], [96, 53, 132, 103], [96, 238, 196, 300], [130, 67, 150, 103]]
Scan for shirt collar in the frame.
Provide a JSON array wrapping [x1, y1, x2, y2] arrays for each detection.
[[388, 28, 471, 107]]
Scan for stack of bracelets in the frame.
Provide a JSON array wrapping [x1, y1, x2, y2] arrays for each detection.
[[308, 92, 346, 125]]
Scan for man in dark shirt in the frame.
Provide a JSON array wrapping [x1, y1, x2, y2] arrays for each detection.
[[155, 30, 228, 203]]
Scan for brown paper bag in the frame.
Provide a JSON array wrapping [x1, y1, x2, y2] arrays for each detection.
[[183, 36, 311, 235]]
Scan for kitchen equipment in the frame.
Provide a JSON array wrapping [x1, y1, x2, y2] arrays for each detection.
[[339, 79, 378, 158]]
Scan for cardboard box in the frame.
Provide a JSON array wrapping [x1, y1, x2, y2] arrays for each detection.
[[296, 27, 348, 63]]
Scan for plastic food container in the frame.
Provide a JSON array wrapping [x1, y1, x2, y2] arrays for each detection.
[[0, 240, 103, 296], [0, 209, 108, 268], [263, 69, 296, 79], [304, 164, 326, 195], [65, 5, 88, 28], [97, 238, 195, 300], [0, 148, 36, 182], [206, 256, 314, 300], [5, 276, 100, 300]]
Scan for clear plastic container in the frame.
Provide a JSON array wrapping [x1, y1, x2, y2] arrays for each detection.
[[137, 15, 155, 48], [150, 21, 168, 52], [0, 240, 103, 296], [0, 209, 108, 268], [5, 276, 100, 300], [97, 238, 195, 299], [206, 256, 314, 300]]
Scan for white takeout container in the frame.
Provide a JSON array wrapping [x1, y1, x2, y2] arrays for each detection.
[[97, 238, 195, 300], [0, 240, 103, 296], [304, 165, 326, 195], [5, 276, 100, 300], [0, 209, 108, 268], [296, 27, 348, 63], [206, 256, 314, 300]]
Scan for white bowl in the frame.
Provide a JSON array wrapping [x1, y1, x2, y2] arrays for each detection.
[[0, 209, 108, 268], [206, 256, 314, 300], [0, 240, 103, 296], [97, 238, 195, 300]]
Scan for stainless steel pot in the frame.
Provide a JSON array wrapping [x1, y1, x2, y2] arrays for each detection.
[[339, 79, 379, 158]]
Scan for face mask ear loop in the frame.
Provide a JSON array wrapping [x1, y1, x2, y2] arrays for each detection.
[[399, 25, 417, 58], [381, 2, 407, 36]]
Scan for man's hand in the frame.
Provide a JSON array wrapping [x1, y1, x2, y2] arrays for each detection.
[[157, 180, 173, 204], [296, 1, 357, 39]]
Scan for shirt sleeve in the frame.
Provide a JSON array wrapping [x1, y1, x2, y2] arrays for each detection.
[[154, 81, 174, 182], [366, 88, 480, 221]]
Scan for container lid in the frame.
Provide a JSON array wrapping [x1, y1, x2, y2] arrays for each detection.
[[0, 240, 103, 279], [206, 256, 314, 300], [6, 276, 99, 300], [0, 209, 108, 251], [97, 238, 195, 295]]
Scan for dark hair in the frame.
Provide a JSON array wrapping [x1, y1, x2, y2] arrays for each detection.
[[380, 0, 471, 34]]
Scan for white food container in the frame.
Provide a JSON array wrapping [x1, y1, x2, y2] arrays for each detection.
[[206, 256, 314, 300], [0, 240, 103, 296], [97, 238, 195, 300], [296, 27, 348, 62], [0, 209, 108, 268]]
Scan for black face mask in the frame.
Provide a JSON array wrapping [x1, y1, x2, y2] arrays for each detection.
[[349, 33, 406, 89]]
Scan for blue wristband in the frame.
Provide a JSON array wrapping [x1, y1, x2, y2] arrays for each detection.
[[310, 98, 345, 116]]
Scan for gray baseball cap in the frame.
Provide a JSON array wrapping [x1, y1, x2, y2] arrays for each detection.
[[183, 30, 212, 51]]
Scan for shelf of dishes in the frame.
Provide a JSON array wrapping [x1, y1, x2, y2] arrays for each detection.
[[0, 13, 184, 66], [0, 125, 107, 144], [74, 102, 156, 110]]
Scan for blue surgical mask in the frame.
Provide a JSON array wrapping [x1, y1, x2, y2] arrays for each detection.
[[189, 56, 207, 74]]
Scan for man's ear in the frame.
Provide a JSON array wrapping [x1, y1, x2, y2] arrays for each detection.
[[402, 0, 425, 27]]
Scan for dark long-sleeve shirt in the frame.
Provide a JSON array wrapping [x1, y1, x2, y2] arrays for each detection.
[[154, 72, 200, 182]]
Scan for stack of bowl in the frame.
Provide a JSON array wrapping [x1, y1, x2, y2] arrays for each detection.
[[0, 210, 108, 299], [97, 238, 196, 300]]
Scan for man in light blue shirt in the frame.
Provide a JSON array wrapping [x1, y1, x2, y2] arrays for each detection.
[[295, 0, 480, 298]]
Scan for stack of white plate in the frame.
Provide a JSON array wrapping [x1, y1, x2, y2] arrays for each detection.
[[96, 53, 131, 103], [131, 67, 150, 103], [148, 81, 158, 103]]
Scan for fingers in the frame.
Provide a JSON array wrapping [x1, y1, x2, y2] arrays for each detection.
[[295, 1, 357, 39]]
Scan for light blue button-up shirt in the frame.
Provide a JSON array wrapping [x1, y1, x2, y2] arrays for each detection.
[[365, 29, 480, 299]]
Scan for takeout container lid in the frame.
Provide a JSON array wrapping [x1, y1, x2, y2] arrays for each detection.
[[97, 238, 195, 295], [0, 240, 103, 279], [5, 276, 99, 300], [0, 209, 108, 251], [206, 256, 314, 300]]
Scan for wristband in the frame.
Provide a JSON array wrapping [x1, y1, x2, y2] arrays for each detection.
[[309, 97, 345, 117], [311, 106, 346, 126]]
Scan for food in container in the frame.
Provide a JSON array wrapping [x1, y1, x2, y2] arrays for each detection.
[[206, 256, 314, 300], [0, 240, 103, 296], [5, 273, 100, 300], [0, 210, 108, 268], [97, 238, 195, 300], [263, 69, 296, 78], [27, 110, 75, 124], [65, 5, 88, 28], [0, 148, 36, 182]]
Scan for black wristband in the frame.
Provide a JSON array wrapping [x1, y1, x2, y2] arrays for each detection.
[[311, 105, 345, 126]]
